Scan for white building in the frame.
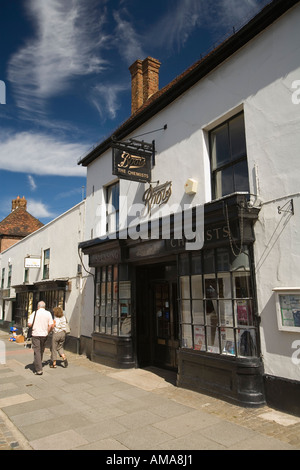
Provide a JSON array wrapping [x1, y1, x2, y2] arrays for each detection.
[[78, 0, 300, 414], [0, 201, 89, 354]]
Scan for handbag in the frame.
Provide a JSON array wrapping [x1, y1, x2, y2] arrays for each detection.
[[27, 310, 37, 338]]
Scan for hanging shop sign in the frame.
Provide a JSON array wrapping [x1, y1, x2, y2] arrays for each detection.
[[24, 257, 41, 268], [112, 139, 153, 183]]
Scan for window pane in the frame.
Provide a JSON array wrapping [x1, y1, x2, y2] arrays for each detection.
[[234, 273, 252, 298], [194, 326, 206, 351], [179, 253, 189, 275], [182, 324, 193, 348], [207, 326, 219, 353], [211, 123, 230, 170], [192, 300, 204, 324], [191, 275, 202, 298], [233, 160, 249, 192], [219, 299, 233, 326], [180, 276, 190, 299], [235, 300, 253, 326], [221, 328, 235, 355], [229, 114, 246, 161], [237, 328, 257, 357], [181, 300, 191, 323]]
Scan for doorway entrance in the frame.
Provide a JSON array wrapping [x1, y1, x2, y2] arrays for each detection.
[[136, 263, 179, 370]]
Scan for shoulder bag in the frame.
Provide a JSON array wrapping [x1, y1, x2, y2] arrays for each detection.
[[27, 311, 37, 339]]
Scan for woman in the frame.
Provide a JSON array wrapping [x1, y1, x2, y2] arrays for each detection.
[[50, 306, 68, 368]]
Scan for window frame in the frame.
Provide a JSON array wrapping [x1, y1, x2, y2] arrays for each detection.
[[209, 112, 249, 200]]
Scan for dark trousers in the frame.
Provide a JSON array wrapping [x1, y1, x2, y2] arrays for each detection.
[[32, 336, 48, 372]]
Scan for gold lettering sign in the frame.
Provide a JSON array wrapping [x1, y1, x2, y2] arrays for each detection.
[[118, 152, 146, 169], [143, 181, 172, 214]]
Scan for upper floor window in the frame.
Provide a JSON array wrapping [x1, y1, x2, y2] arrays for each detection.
[[43, 249, 50, 280], [7, 265, 12, 288], [1, 268, 4, 289], [210, 113, 249, 200], [106, 182, 119, 234]]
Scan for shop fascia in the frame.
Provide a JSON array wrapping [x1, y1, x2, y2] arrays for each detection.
[[94, 198, 204, 251]]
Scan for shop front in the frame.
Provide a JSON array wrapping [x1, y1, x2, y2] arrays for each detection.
[[80, 193, 265, 406]]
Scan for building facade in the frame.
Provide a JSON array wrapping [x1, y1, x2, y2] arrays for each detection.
[[78, 0, 300, 413], [0, 201, 88, 354]]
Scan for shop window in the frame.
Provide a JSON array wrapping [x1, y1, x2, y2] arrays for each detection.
[[106, 182, 119, 234], [94, 265, 131, 337], [43, 249, 50, 280], [210, 113, 249, 199], [179, 247, 257, 357]]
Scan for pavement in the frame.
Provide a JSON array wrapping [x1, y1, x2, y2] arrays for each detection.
[[0, 328, 300, 452]]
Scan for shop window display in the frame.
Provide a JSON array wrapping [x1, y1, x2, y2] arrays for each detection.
[[179, 247, 257, 357]]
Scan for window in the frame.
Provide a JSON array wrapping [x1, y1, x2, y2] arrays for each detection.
[[43, 249, 50, 280], [210, 113, 249, 199], [179, 247, 257, 357], [1, 268, 4, 289], [94, 265, 131, 337], [7, 265, 12, 288], [106, 182, 119, 234]]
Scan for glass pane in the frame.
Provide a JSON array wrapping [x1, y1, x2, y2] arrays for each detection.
[[192, 300, 204, 324], [219, 299, 233, 326], [233, 160, 249, 192], [237, 329, 257, 357], [194, 326, 206, 351], [182, 324, 193, 349], [191, 275, 202, 298], [221, 328, 235, 355], [203, 250, 215, 274], [234, 273, 252, 298], [218, 273, 231, 298], [235, 300, 253, 326], [180, 276, 190, 298], [106, 316, 112, 334], [100, 316, 106, 333], [207, 326, 219, 353], [229, 114, 246, 161], [218, 166, 234, 198], [191, 253, 202, 274], [217, 248, 231, 272], [211, 123, 230, 170], [231, 247, 250, 271], [179, 253, 189, 275], [181, 300, 191, 323], [112, 316, 118, 335]]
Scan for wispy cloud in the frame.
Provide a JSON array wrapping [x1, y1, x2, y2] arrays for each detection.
[[145, 0, 268, 52], [113, 9, 145, 64], [28, 175, 37, 191], [0, 130, 87, 177], [90, 83, 129, 120], [8, 0, 109, 113]]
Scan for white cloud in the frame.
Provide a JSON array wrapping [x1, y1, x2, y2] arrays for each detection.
[[0, 130, 87, 177], [8, 0, 109, 112], [28, 175, 37, 191], [27, 198, 55, 218], [113, 10, 145, 64], [91, 83, 129, 120]]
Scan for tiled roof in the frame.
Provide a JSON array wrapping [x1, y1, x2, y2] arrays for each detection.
[[0, 207, 43, 237]]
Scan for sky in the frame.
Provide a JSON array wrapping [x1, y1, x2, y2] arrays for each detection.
[[0, 0, 271, 225]]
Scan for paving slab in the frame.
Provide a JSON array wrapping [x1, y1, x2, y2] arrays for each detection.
[[0, 329, 300, 451]]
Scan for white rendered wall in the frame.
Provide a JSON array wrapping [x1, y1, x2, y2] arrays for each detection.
[[83, 6, 300, 380]]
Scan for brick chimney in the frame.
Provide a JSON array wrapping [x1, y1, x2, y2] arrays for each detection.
[[12, 196, 27, 211], [129, 57, 161, 114]]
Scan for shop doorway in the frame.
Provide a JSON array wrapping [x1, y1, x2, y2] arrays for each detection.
[[136, 263, 179, 370]]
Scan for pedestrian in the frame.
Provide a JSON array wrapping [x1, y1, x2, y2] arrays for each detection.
[[27, 301, 54, 375], [50, 306, 68, 368]]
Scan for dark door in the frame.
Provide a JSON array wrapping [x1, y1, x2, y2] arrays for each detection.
[[153, 281, 179, 369], [136, 264, 179, 370]]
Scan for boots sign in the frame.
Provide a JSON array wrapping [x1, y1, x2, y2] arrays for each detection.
[[112, 139, 153, 183]]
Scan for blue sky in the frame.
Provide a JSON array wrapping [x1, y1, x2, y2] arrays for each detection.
[[0, 0, 271, 225]]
